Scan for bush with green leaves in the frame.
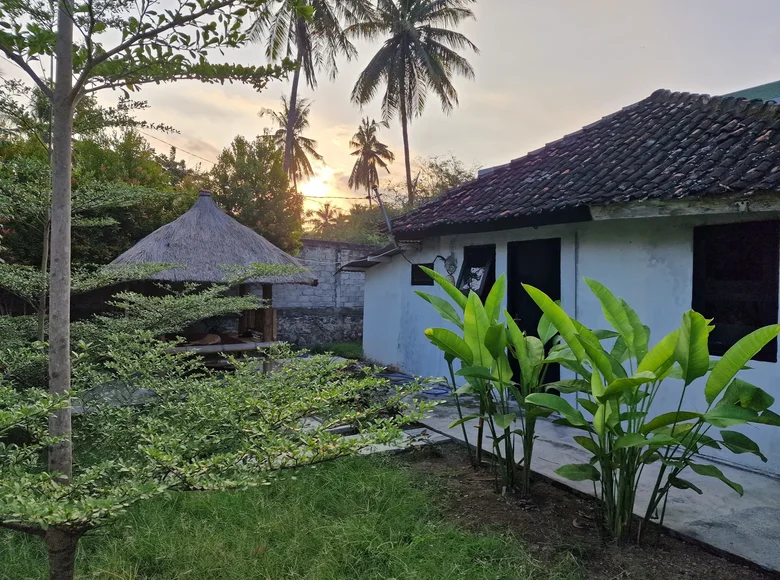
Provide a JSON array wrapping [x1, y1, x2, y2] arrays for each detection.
[[417, 267, 557, 496], [523, 279, 780, 541], [0, 335, 430, 574]]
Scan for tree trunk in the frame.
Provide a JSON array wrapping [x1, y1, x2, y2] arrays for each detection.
[[46, 528, 79, 580], [399, 78, 414, 206], [48, 0, 75, 481], [37, 216, 50, 341], [282, 17, 305, 178]]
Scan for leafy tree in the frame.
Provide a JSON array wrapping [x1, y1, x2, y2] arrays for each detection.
[[348, 117, 394, 208], [306, 200, 343, 234], [210, 134, 303, 253], [0, 0, 289, 574], [249, 0, 370, 175], [261, 96, 324, 189], [349, 0, 478, 205]]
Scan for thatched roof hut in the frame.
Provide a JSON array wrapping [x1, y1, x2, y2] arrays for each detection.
[[112, 191, 316, 285]]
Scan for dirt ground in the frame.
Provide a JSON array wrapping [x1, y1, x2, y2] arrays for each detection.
[[398, 443, 779, 580]]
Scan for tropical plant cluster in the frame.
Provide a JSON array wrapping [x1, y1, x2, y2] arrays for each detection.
[[419, 269, 780, 542]]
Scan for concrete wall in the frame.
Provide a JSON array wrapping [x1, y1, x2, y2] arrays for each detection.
[[363, 213, 780, 475], [271, 239, 378, 346]]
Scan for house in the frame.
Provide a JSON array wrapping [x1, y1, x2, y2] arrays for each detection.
[[345, 89, 780, 476], [111, 190, 317, 343]]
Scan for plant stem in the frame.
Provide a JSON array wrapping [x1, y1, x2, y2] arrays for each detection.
[[447, 360, 473, 465]]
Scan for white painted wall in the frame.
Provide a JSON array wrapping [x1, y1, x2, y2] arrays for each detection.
[[363, 213, 780, 475]]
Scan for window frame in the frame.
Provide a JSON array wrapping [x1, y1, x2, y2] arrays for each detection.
[[456, 245, 496, 301], [692, 220, 780, 363]]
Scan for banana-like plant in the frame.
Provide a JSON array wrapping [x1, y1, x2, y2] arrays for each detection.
[[416, 267, 556, 496], [523, 279, 780, 541]]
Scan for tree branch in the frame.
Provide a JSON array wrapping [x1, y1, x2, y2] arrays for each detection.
[[0, 521, 46, 538], [0, 47, 53, 100]]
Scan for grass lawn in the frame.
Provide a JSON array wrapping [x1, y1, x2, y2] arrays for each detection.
[[310, 342, 363, 360], [0, 454, 578, 580]]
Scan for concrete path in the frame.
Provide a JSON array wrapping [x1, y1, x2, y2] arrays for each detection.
[[420, 394, 780, 572]]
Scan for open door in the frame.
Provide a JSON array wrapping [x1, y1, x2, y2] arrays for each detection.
[[507, 239, 561, 382]]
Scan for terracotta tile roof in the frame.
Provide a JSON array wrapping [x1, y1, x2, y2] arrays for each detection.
[[392, 89, 780, 237]]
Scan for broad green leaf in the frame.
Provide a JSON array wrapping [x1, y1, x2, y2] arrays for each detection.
[[576, 397, 598, 415], [483, 274, 506, 322], [552, 418, 596, 433], [600, 371, 656, 400], [646, 433, 680, 447], [545, 379, 591, 394], [556, 463, 601, 481], [420, 265, 467, 310], [592, 329, 620, 340], [755, 410, 780, 426], [526, 335, 544, 369], [493, 352, 514, 387], [585, 279, 635, 352], [484, 323, 507, 361], [703, 406, 758, 428], [525, 393, 589, 426], [611, 336, 630, 363], [454, 384, 475, 395], [463, 292, 493, 368], [578, 331, 617, 383], [720, 430, 767, 461], [424, 328, 473, 365], [537, 312, 557, 345], [714, 379, 775, 412], [415, 291, 463, 329], [593, 403, 606, 437], [674, 311, 711, 386], [455, 366, 500, 382], [689, 463, 744, 496], [505, 312, 531, 390], [705, 325, 780, 404], [573, 435, 601, 456], [641, 411, 701, 434], [523, 284, 585, 361], [493, 413, 516, 430], [622, 299, 649, 362], [527, 406, 554, 420], [449, 413, 481, 428], [669, 476, 703, 495], [637, 329, 680, 376], [590, 366, 605, 398], [614, 433, 647, 449]]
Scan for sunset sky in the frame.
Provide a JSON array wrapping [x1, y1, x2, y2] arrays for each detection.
[[105, 0, 780, 211]]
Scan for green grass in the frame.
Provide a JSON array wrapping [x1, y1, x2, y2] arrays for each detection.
[[0, 456, 579, 580], [310, 342, 363, 360]]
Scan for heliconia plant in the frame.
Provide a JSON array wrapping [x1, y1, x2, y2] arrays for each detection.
[[416, 267, 557, 496], [523, 279, 780, 542]]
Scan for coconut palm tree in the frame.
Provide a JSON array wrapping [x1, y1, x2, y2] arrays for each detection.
[[249, 0, 372, 176], [348, 0, 478, 205], [348, 117, 395, 207], [306, 201, 342, 233], [261, 96, 324, 189]]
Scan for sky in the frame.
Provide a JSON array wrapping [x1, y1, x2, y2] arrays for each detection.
[[95, 0, 780, 210]]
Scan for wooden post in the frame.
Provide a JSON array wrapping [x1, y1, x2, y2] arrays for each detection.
[[262, 284, 276, 341]]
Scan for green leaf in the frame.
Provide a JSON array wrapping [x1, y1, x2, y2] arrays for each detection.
[[424, 328, 474, 366], [576, 397, 598, 415], [600, 371, 656, 400], [419, 266, 467, 310], [622, 299, 649, 363], [525, 393, 589, 426], [614, 433, 647, 449], [415, 291, 463, 329], [556, 463, 601, 481], [578, 331, 617, 383], [755, 410, 780, 426], [637, 329, 680, 377], [537, 312, 557, 345], [585, 279, 635, 353], [714, 379, 775, 412], [689, 463, 744, 496], [526, 335, 544, 370], [544, 379, 591, 394], [454, 384, 476, 395], [493, 413, 516, 430], [505, 312, 531, 390], [703, 406, 758, 428], [483, 274, 506, 323], [641, 411, 702, 434], [449, 413, 481, 428], [523, 284, 585, 362], [455, 366, 500, 382], [463, 292, 493, 368], [674, 311, 711, 386], [483, 323, 507, 362], [573, 435, 601, 456], [669, 476, 703, 495], [720, 430, 767, 461], [705, 325, 780, 404]]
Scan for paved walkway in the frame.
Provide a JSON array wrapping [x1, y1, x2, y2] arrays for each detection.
[[419, 394, 780, 572]]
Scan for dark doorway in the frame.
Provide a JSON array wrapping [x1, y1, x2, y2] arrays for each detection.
[[507, 238, 562, 382]]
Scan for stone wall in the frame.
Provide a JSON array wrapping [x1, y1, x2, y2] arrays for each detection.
[[271, 239, 378, 346]]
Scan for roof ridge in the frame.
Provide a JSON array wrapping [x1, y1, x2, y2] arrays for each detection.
[[649, 88, 780, 117]]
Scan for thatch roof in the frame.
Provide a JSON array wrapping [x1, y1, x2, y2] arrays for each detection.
[[111, 191, 316, 285]]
